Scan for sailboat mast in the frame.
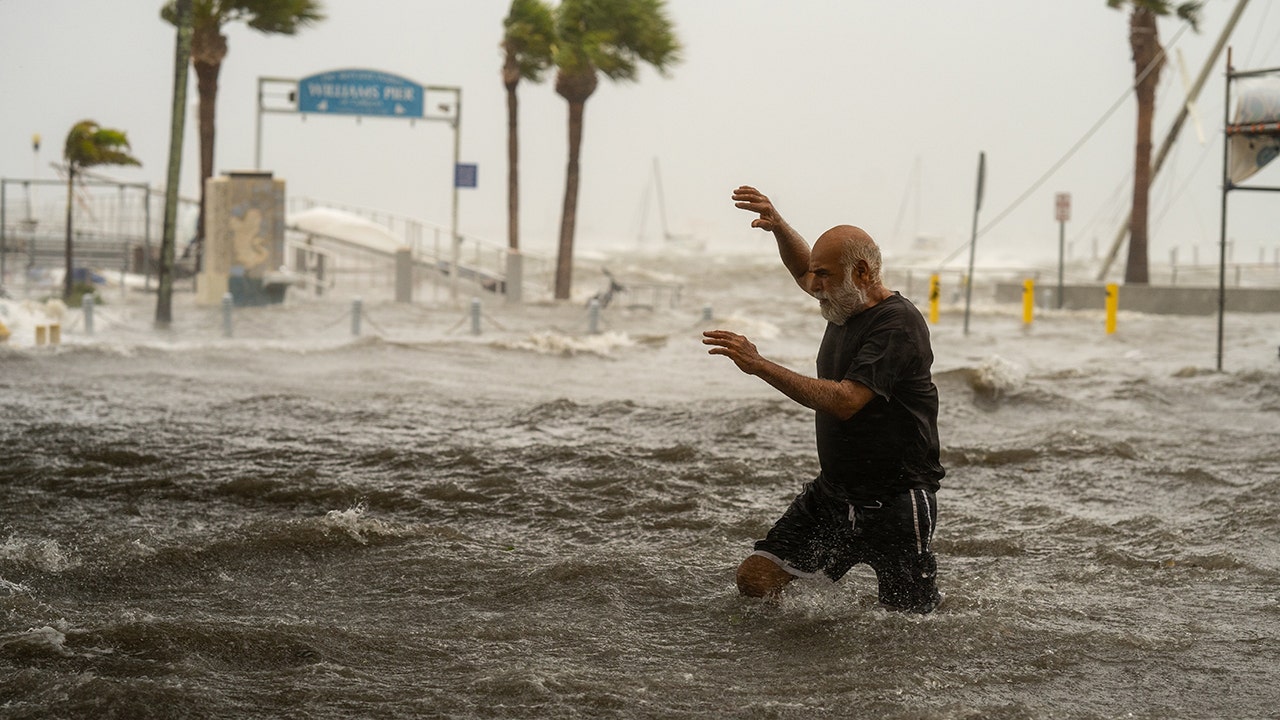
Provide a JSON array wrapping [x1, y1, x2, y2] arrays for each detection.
[[653, 157, 672, 240]]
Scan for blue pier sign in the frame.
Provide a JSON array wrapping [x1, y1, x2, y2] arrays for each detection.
[[455, 163, 478, 189], [297, 69, 425, 118]]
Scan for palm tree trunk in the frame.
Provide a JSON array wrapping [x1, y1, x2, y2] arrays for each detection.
[[63, 167, 75, 301], [191, 24, 226, 275], [506, 77, 520, 252], [1126, 8, 1161, 285], [555, 98, 586, 300]]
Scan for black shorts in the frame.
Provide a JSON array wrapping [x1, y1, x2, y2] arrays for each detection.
[[752, 481, 941, 612]]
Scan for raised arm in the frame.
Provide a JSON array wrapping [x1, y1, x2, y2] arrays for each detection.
[[732, 186, 813, 294]]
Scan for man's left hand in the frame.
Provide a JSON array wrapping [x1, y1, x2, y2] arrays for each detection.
[[702, 330, 763, 375]]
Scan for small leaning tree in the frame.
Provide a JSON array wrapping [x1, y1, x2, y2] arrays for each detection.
[[62, 120, 141, 302]]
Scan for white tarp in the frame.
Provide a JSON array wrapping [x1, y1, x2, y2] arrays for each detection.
[[286, 207, 408, 256], [1229, 75, 1280, 184]]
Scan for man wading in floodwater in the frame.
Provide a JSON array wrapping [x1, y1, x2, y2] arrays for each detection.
[[703, 185, 945, 613]]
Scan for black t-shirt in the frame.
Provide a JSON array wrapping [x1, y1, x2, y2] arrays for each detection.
[[813, 292, 944, 504]]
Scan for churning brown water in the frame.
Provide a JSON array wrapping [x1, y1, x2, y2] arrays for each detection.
[[3, 250, 1279, 718]]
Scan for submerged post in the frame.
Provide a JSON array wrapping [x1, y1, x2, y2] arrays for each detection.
[[505, 250, 523, 304], [470, 297, 481, 335], [83, 294, 95, 335], [394, 248, 412, 303], [928, 274, 940, 324], [222, 292, 233, 337], [1105, 283, 1119, 335], [588, 298, 601, 334], [1022, 279, 1035, 327], [351, 297, 362, 336]]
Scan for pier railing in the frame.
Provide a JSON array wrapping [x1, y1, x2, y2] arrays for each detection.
[[285, 197, 557, 301]]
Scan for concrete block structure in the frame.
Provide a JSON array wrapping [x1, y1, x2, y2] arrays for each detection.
[[197, 172, 287, 306]]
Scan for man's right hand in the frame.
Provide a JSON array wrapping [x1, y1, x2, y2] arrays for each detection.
[[732, 184, 813, 292], [732, 186, 783, 233]]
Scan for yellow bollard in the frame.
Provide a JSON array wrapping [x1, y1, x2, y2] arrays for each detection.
[[48, 323, 61, 345], [1105, 283, 1118, 334], [928, 274, 940, 324], [35, 325, 47, 346], [1022, 279, 1035, 326], [0, 318, 10, 343]]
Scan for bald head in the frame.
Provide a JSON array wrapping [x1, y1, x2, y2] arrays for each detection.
[[812, 225, 883, 286], [805, 225, 889, 323]]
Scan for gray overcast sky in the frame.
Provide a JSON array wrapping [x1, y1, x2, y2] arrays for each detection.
[[2, 0, 1279, 269]]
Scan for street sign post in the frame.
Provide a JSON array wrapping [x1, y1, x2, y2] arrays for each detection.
[[1055, 192, 1071, 309]]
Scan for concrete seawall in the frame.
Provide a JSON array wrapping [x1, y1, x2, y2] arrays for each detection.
[[994, 283, 1280, 315]]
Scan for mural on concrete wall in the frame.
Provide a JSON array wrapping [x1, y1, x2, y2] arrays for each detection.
[[199, 173, 287, 306]]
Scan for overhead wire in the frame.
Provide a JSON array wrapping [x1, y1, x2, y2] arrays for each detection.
[[1242, 0, 1273, 65], [934, 20, 1194, 268]]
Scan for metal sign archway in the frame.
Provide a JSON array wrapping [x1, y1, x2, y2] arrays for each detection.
[[253, 69, 466, 300], [1217, 50, 1280, 370]]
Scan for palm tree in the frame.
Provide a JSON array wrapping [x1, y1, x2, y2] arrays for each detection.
[[552, 0, 681, 300], [160, 0, 324, 271], [503, 0, 556, 254], [1107, 0, 1201, 285], [62, 120, 141, 302]]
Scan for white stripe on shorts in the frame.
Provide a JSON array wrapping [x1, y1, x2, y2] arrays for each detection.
[[911, 488, 934, 555], [910, 490, 923, 555]]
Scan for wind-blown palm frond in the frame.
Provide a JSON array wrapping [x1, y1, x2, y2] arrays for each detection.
[[64, 122, 141, 170], [505, 0, 556, 83], [163, 0, 324, 33], [556, 0, 680, 81]]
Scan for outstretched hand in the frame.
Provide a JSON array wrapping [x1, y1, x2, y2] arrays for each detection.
[[732, 186, 783, 233], [702, 330, 764, 375]]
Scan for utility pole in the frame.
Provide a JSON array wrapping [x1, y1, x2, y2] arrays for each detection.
[[963, 151, 986, 336], [156, 0, 192, 327]]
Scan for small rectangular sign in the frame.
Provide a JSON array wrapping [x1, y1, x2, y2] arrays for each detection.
[[455, 163, 478, 189], [297, 69, 424, 118], [1054, 192, 1071, 222]]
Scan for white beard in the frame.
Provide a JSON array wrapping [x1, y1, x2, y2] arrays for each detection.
[[815, 277, 868, 325]]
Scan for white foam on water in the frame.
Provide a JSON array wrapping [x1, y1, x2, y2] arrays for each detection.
[[0, 535, 76, 572], [0, 576, 31, 594], [0, 298, 68, 348], [321, 503, 431, 545], [974, 355, 1028, 397], [496, 330, 636, 357], [3, 624, 73, 657], [322, 504, 381, 544]]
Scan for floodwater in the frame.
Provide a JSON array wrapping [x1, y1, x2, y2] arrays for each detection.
[[2, 250, 1279, 719]]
